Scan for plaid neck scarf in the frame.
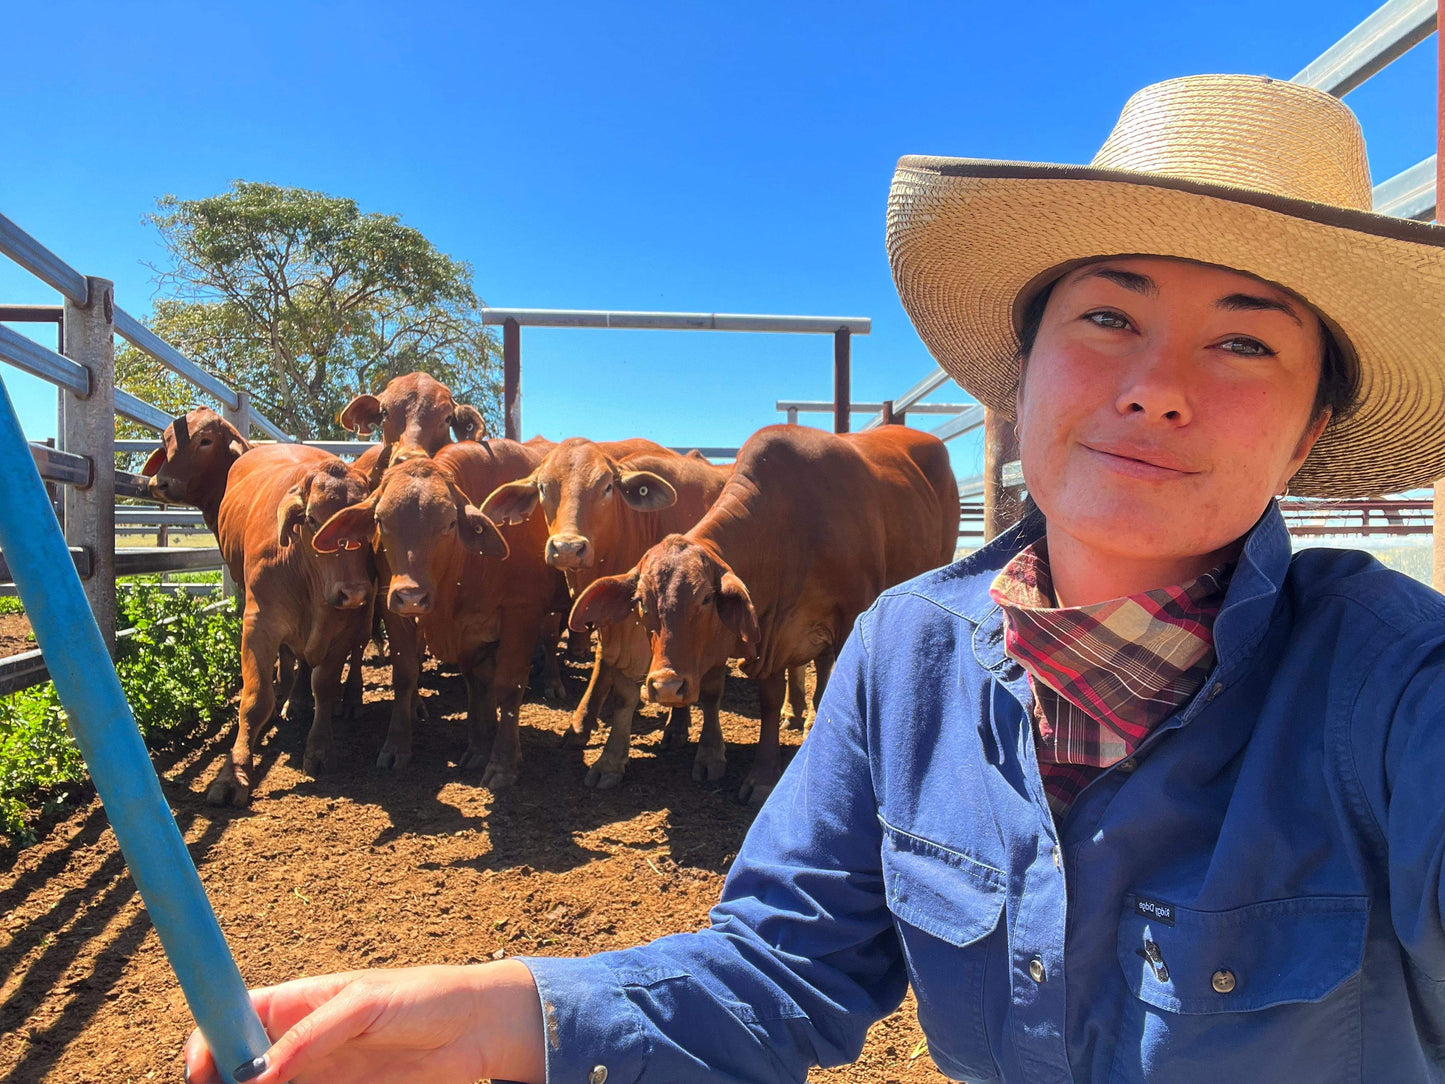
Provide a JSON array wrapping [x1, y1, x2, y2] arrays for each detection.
[[988, 538, 1231, 817]]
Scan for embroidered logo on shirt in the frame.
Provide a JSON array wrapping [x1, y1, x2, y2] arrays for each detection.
[[1135, 897, 1176, 926]]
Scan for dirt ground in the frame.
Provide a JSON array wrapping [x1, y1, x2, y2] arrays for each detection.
[[0, 643, 948, 1084], [0, 615, 36, 659]]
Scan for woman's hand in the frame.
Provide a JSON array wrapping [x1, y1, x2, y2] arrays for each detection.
[[181, 960, 546, 1084]]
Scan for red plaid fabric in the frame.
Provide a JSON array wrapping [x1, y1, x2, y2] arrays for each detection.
[[988, 539, 1230, 817]]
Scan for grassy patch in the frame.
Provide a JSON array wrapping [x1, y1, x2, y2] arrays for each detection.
[[0, 585, 240, 846]]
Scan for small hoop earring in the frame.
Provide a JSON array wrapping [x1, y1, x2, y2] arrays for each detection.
[[1278, 483, 1291, 500]]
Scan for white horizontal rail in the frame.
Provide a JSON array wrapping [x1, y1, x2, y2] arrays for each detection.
[[481, 308, 871, 335], [862, 367, 954, 430], [1373, 155, 1437, 220], [0, 212, 89, 304], [777, 399, 972, 415], [928, 405, 987, 442], [0, 324, 90, 394], [1292, 0, 1437, 97], [115, 389, 171, 431], [113, 308, 241, 411]]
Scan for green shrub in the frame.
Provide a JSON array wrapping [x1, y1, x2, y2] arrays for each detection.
[[0, 586, 240, 845]]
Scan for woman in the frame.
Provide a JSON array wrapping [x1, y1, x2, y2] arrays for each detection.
[[185, 75, 1445, 1083]]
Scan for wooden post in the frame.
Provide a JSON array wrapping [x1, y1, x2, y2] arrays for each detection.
[[220, 390, 251, 602], [983, 407, 1021, 542], [1433, 7, 1444, 591], [833, 329, 850, 434], [503, 318, 521, 441], [62, 277, 116, 652]]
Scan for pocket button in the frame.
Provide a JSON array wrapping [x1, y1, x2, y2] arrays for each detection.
[[1211, 968, 1237, 994], [1028, 956, 1047, 983]]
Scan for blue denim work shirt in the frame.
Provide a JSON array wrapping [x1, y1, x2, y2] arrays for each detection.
[[523, 504, 1445, 1082]]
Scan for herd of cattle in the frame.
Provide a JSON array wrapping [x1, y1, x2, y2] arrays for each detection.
[[139, 372, 962, 807]]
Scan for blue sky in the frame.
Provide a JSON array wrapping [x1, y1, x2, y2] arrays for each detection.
[[0, 0, 1437, 483]]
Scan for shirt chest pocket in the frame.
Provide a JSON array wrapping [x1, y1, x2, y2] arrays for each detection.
[[879, 817, 1007, 1082], [1112, 893, 1369, 1083]]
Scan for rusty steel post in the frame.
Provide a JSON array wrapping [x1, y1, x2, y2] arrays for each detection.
[[62, 276, 116, 653], [833, 328, 851, 434], [1434, 6, 1445, 592], [503, 317, 521, 441], [983, 407, 1022, 542]]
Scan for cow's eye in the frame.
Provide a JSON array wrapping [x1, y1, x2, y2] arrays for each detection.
[[199, 438, 212, 448], [446, 519, 457, 531], [537, 482, 546, 496], [634, 597, 647, 615], [699, 594, 713, 607], [604, 483, 613, 496], [304, 514, 317, 527]]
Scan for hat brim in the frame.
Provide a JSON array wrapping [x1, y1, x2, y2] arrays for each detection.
[[887, 155, 1445, 498]]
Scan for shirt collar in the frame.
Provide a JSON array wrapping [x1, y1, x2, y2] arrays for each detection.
[[960, 502, 1290, 677]]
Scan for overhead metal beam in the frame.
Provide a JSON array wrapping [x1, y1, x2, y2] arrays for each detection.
[[1292, 0, 1436, 97], [928, 404, 987, 442], [0, 324, 90, 394], [777, 400, 975, 415], [113, 308, 241, 411], [1373, 154, 1437, 219], [862, 367, 954, 429], [0, 213, 89, 304], [115, 389, 171, 431], [480, 308, 871, 335]]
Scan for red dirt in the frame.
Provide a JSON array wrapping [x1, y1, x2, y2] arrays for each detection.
[[0, 613, 36, 659], [0, 647, 947, 1083]]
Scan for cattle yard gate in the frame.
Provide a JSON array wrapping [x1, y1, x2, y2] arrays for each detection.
[[0, 0, 1441, 697]]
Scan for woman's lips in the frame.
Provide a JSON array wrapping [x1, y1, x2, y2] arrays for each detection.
[[1080, 443, 1197, 480]]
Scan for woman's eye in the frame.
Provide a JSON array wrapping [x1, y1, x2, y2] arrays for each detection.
[[1085, 310, 1130, 330], [1220, 337, 1274, 357]]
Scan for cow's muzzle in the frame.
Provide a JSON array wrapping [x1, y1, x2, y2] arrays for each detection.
[[644, 668, 693, 707], [328, 583, 371, 610], [389, 583, 432, 616], [545, 533, 592, 570]]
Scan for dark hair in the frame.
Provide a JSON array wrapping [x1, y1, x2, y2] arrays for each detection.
[[1016, 279, 1361, 428]]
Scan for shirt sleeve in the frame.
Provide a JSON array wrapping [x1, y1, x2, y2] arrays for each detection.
[[1373, 633, 1445, 983], [520, 612, 908, 1083]]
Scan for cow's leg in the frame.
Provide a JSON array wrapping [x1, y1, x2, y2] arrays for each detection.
[[340, 640, 365, 721], [207, 612, 278, 807], [459, 645, 500, 774], [377, 612, 421, 770], [563, 641, 611, 753], [812, 649, 835, 715], [566, 625, 593, 661], [692, 664, 728, 784], [537, 612, 566, 704], [274, 646, 298, 720], [660, 704, 692, 751], [302, 649, 347, 776], [481, 610, 546, 790], [586, 667, 639, 790], [739, 670, 786, 805], [782, 663, 809, 731], [286, 660, 315, 723]]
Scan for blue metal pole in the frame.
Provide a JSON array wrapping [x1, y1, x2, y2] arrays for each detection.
[[0, 373, 268, 1083]]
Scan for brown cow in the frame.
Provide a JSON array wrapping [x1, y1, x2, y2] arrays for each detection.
[[315, 441, 567, 788], [571, 424, 960, 803], [208, 445, 376, 806], [140, 408, 250, 534], [339, 371, 486, 484], [483, 440, 730, 788]]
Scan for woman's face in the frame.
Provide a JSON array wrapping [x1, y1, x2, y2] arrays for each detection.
[[1017, 256, 1330, 568]]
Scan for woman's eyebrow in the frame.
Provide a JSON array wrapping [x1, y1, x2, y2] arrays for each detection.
[[1215, 293, 1304, 326], [1077, 267, 1157, 296]]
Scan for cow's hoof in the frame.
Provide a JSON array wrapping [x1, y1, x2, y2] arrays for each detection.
[[692, 755, 727, 783], [585, 764, 626, 790], [544, 681, 566, 705], [302, 747, 336, 777], [784, 712, 808, 732], [205, 777, 251, 808], [413, 703, 429, 724], [660, 726, 689, 752], [481, 763, 519, 790], [376, 744, 412, 771], [737, 771, 778, 805], [560, 726, 590, 752], [457, 745, 489, 772]]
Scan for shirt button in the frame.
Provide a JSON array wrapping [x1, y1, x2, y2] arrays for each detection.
[[1052, 845, 1063, 871], [1116, 757, 1138, 774], [1207, 682, 1225, 702], [589, 1066, 609, 1084], [1028, 956, 1047, 983], [1211, 969, 1237, 994]]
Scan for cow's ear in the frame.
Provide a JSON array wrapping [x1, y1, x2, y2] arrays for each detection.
[[313, 500, 375, 554], [451, 404, 486, 442], [338, 395, 383, 436], [481, 477, 540, 525], [141, 447, 167, 476], [617, 470, 676, 512], [570, 572, 640, 632], [276, 487, 307, 548], [717, 571, 759, 658], [460, 505, 510, 559], [228, 437, 249, 459]]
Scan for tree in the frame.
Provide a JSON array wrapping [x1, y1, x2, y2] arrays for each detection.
[[119, 181, 503, 440]]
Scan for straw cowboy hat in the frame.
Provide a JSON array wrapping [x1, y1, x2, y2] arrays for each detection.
[[886, 73, 1445, 498]]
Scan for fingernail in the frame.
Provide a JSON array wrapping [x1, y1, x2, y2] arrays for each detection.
[[232, 1056, 267, 1082]]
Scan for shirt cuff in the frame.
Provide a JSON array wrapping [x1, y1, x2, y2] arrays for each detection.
[[520, 953, 649, 1084]]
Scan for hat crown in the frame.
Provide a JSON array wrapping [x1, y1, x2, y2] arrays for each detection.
[[1091, 74, 1373, 211]]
